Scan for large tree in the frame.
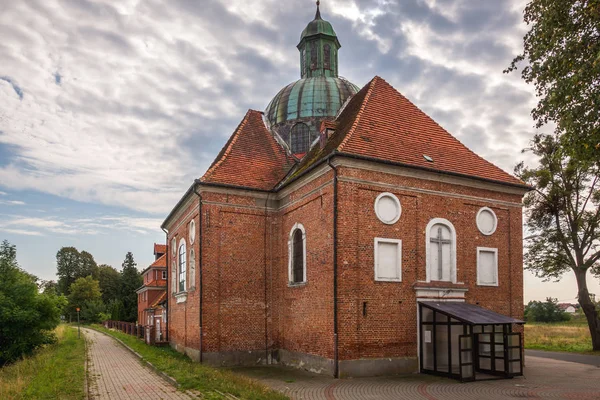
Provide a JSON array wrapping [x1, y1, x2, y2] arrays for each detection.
[[506, 0, 600, 158], [97, 264, 121, 304], [120, 252, 142, 322], [0, 241, 65, 365], [56, 247, 99, 295], [67, 276, 102, 319], [516, 134, 600, 349]]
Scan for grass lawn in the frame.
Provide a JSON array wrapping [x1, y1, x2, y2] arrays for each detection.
[[0, 325, 86, 400], [525, 322, 600, 354], [93, 325, 288, 400]]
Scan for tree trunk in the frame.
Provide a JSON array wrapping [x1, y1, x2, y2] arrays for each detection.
[[574, 269, 600, 351]]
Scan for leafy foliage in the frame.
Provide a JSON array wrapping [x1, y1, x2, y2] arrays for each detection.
[[525, 298, 571, 323], [56, 247, 98, 295], [0, 241, 66, 365], [120, 252, 142, 322], [67, 276, 102, 317], [506, 0, 600, 157], [97, 264, 121, 304]]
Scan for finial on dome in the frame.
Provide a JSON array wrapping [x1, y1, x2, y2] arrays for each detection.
[[315, 1, 322, 20]]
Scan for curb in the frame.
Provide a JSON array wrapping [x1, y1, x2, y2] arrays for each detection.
[[83, 327, 181, 389]]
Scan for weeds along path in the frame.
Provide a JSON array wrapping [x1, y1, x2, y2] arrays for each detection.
[[83, 328, 196, 399]]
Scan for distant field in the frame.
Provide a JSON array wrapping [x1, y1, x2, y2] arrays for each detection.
[[525, 322, 599, 354], [0, 325, 85, 400]]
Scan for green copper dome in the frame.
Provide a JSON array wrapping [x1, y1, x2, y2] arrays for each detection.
[[266, 77, 359, 126], [264, 2, 359, 155]]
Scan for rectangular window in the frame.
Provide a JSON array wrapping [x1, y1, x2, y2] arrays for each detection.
[[477, 247, 498, 286], [374, 238, 402, 282]]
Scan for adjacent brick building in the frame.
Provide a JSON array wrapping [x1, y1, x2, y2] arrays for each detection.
[[136, 243, 167, 342], [161, 4, 529, 380]]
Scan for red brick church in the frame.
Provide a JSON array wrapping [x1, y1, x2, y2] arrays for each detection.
[[161, 3, 529, 381]]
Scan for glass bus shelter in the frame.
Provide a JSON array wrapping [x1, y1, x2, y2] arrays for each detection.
[[419, 301, 524, 382]]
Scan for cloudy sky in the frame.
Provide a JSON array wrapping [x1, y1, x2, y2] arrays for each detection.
[[0, 0, 595, 302]]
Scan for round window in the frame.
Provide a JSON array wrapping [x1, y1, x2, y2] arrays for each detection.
[[189, 220, 196, 244], [476, 207, 497, 235], [374, 193, 401, 225]]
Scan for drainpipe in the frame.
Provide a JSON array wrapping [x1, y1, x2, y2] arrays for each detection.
[[193, 184, 204, 363], [161, 227, 169, 342], [263, 192, 270, 365], [327, 156, 339, 378]]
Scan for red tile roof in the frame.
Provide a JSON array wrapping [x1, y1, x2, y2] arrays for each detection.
[[154, 243, 166, 255], [151, 292, 167, 308], [288, 76, 526, 188], [150, 254, 166, 268], [200, 110, 296, 190]]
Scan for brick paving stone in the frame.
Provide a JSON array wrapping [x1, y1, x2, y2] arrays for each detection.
[[83, 328, 195, 400], [237, 355, 600, 400]]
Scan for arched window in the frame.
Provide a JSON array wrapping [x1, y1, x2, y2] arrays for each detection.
[[291, 123, 310, 154], [426, 218, 457, 283], [189, 249, 196, 289], [288, 223, 306, 284], [178, 240, 186, 292], [310, 41, 318, 70], [301, 49, 306, 76], [324, 44, 331, 70]]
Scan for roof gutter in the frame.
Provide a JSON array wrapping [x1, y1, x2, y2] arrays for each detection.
[[192, 185, 204, 364]]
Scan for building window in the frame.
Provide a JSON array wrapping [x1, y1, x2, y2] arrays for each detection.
[[476, 207, 498, 236], [288, 223, 306, 284], [171, 238, 176, 256], [162, 270, 167, 280], [310, 41, 318, 70], [477, 247, 498, 286], [426, 218, 457, 283], [189, 249, 196, 289], [301, 49, 306, 76], [374, 238, 402, 282], [178, 240, 186, 292], [324, 44, 331, 70], [291, 123, 310, 154], [189, 219, 196, 244], [374, 192, 401, 224]]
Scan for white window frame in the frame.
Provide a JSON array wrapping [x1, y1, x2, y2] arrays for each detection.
[[476, 207, 498, 236], [178, 238, 187, 292], [171, 261, 177, 294], [288, 223, 307, 285], [477, 247, 499, 286], [374, 238, 402, 282], [374, 192, 402, 225], [189, 219, 196, 244], [425, 218, 457, 283], [162, 270, 167, 280]]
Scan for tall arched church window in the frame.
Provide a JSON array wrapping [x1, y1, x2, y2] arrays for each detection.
[[178, 240, 186, 292], [288, 223, 306, 284], [426, 218, 457, 283], [310, 41, 318, 70], [301, 49, 306, 76], [171, 261, 177, 294], [291, 123, 310, 154], [324, 44, 331, 70]]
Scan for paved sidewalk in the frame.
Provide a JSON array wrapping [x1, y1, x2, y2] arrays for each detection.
[[238, 355, 600, 400], [525, 349, 600, 366], [83, 328, 195, 399]]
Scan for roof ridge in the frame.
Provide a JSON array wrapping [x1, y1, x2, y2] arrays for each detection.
[[393, 89, 524, 185], [337, 76, 379, 152], [201, 110, 254, 182]]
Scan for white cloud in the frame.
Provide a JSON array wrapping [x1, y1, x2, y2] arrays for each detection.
[[0, 200, 25, 206]]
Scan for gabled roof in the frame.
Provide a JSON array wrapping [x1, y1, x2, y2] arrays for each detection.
[[200, 110, 296, 190], [287, 76, 526, 188]]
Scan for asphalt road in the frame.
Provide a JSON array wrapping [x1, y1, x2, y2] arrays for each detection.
[[525, 349, 600, 367]]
